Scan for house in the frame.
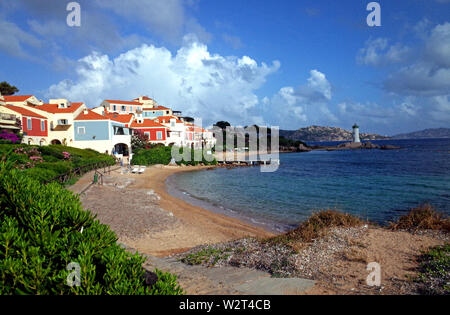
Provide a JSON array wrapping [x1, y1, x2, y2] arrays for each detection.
[[3, 95, 42, 106], [25, 99, 86, 145], [73, 109, 132, 157], [3, 105, 48, 145], [91, 107, 134, 127], [101, 100, 143, 114], [130, 116, 168, 144], [0, 105, 22, 135]]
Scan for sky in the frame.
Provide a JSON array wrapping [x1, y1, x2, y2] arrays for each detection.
[[0, 0, 449, 135]]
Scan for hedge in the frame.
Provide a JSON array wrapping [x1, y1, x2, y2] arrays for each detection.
[[131, 146, 217, 166], [0, 162, 183, 295]]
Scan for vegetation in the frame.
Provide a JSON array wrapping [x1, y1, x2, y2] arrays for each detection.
[[0, 81, 19, 95], [390, 204, 450, 233], [416, 244, 450, 295], [181, 246, 231, 266], [0, 144, 115, 184], [0, 162, 183, 294], [131, 146, 217, 166], [0, 131, 22, 144], [268, 210, 365, 246]]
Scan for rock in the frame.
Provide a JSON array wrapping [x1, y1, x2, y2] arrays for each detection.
[[180, 163, 186, 167], [380, 145, 400, 150], [298, 144, 312, 152]]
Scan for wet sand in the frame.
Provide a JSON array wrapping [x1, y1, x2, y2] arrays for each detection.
[[120, 165, 274, 257]]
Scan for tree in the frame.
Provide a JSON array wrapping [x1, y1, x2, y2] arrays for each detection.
[[0, 81, 19, 96], [214, 121, 231, 130], [131, 130, 150, 151]]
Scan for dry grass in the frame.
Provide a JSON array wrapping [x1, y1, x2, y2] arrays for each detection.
[[267, 210, 365, 247], [390, 204, 450, 233]]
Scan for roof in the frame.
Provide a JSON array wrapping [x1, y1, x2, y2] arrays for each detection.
[[75, 110, 109, 121], [133, 96, 153, 101], [4, 105, 46, 119], [130, 119, 166, 128], [104, 100, 143, 106], [104, 112, 133, 124], [34, 102, 84, 114], [144, 105, 170, 111], [155, 116, 183, 124], [3, 95, 34, 103]]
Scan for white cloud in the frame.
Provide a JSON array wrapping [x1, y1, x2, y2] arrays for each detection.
[[357, 38, 410, 66], [47, 37, 280, 126], [0, 19, 42, 59]]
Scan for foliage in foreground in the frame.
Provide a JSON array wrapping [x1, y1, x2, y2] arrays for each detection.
[[0, 163, 182, 295], [416, 244, 450, 295], [390, 204, 450, 233]]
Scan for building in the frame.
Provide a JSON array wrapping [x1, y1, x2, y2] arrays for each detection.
[[1, 105, 48, 145], [0, 105, 22, 135], [352, 123, 361, 143], [73, 109, 132, 157], [25, 99, 86, 145], [101, 100, 143, 114], [130, 117, 168, 145], [3, 95, 42, 106]]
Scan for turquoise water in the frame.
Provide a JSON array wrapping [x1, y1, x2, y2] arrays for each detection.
[[167, 139, 450, 232]]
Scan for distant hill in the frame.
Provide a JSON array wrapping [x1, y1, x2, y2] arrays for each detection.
[[392, 128, 450, 139], [280, 125, 390, 142]]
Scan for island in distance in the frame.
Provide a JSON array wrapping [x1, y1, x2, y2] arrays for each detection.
[[280, 126, 450, 142]]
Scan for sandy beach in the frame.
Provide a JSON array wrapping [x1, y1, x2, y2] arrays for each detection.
[[77, 165, 273, 257]]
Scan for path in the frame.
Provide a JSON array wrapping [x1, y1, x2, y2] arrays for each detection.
[[142, 254, 315, 295]]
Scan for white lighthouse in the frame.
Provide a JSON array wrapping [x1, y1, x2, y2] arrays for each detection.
[[352, 123, 361, 143]]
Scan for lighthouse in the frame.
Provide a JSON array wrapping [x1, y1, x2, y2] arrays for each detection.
[[352, 123, 361, 143]]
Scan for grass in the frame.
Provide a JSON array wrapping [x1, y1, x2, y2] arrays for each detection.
[[267, 210, 365, 247], [416, 244, 450, 295], [390, 204, 450, 233], [181, 247, 231, 266]]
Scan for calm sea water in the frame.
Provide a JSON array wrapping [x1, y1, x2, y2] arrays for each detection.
[[167, 139, 450, 232]]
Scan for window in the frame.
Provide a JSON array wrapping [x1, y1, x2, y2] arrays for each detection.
[[157, 131, 163, 140], [58, 119, 68, 125], [113, 105, 117, 111], [27, 118, 32, 130], [41, 120, 45, 131], [144, 132, 150, 139], [170, 120, 175, 127], [129, 106, 133, 112], [121, 106, 126, 111], [77, 127, 86, 135], [137, 106, 141, 111]]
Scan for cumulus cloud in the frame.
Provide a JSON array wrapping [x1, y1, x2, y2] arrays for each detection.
[[262, 70, 335, 128], [384, 23, 450, 97], [357, 38, 410, 66], [47, 37, 280, 126]]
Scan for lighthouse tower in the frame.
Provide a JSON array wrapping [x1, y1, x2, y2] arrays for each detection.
[[352, 123, 361, 143]]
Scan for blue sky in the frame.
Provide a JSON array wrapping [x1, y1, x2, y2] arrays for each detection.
[[1, 0, 449, 134]]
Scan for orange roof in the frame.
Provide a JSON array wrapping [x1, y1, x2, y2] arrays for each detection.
[[34, 102, 84, 114], [130, 119, 166, 128], [105, 112, 133, 124], [155, 115, 183, 124], [144, 105, 169, 111], [4, 105, 46, 119], [133, 96, 153, 101], [3, 95, 34, 103], [104, 100, 143, 106], [75, 110, 109, 121]]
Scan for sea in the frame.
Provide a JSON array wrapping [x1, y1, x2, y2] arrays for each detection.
[[166, 139, 450, 232]]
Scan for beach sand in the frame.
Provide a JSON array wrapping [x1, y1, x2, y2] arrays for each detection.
[[104, 165, 274, 257]]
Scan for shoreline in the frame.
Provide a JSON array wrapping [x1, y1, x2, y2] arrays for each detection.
[[165, 169, 295, 234], [122, 164, 274, 257]]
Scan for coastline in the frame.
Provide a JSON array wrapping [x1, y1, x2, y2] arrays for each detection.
[[121, 165, 274, 257]]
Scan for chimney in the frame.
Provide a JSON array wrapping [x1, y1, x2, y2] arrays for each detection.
[[84, 109, 88, 115]]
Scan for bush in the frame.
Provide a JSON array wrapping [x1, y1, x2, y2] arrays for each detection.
[[269, 210, 365, 245], [390, 204, 450, 232], [0, 162, 183, 295], [132, 146, 217, 166]]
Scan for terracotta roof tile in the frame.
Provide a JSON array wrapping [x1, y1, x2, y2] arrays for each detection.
[[4, 105, 46, 119]]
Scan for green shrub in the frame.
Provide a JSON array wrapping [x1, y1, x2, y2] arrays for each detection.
[[0, 162, 183, 295], [131, 146, 217, 166], [22, 167, 58, 182]]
